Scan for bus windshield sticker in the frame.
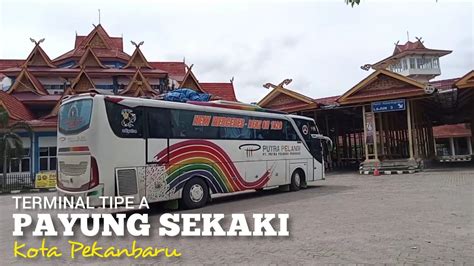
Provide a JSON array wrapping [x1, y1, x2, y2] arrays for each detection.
[[121, 109, 136, 128], [302, 125, 309, 135]]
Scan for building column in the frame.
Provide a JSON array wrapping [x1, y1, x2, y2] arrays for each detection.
[[378, 112, 384, 157], [362, 106, 369, 161], [449, 137, 455, 156], [373, 113, 379, 161], [467, 137, 472, 155], [407, 101, 414, 159]]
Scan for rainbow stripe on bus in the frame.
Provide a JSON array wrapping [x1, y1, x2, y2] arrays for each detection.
[[154, 140, 271, 193]]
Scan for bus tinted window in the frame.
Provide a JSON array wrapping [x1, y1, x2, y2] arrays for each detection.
[[147, 108, 170, 138], [59, 99, 93, 135], [105, 101, 144, 138], [285, 122, 299, 141], [170, 109, 220, 139]]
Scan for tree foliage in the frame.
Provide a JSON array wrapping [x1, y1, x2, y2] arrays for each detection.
[[0, 107, 33, 188]]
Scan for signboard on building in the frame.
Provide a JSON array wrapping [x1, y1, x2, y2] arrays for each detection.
[[372, 99, 406, 113], [365, 112, 375, 144], [35, 171, 56, 189]]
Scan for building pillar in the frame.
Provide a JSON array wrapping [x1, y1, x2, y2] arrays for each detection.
[[378, 112, 384, 157], [362, 106, 369, 161], [407, 101, 414, 159], [449, 137, 455, 156], [467, 137, 472, 155]]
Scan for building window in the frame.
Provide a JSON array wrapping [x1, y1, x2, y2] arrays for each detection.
[[417, 58, 424, 69], [39, 147, 57, 171], [433, 58, 439, 68], [402, 59, 408, 70], [44, 84, 66, 91], [4, 148, 30, 173], [409, 58, 416, 69]]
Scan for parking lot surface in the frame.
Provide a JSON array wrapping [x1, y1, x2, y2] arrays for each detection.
[[0, 168, 473, 264]]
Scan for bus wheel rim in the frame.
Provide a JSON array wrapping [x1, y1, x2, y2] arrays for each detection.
[[294, 173, 301, 187], [190, 184, 204, 202]]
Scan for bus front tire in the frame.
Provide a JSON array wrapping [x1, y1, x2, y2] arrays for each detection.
[[290, 170, 303, 191], [180, 178, 209, 209]]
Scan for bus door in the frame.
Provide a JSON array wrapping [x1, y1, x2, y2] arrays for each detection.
[[143, 108, 171, 201], [293, 119, 323, 181], [145, 108, 170, 164]]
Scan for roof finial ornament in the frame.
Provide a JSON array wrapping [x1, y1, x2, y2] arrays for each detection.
[[394, 40, 400, 47], [29, 38, 45, 46], [130, 40, 144, 48], [98, 9, 101, 25], [407, 31, 410, 42], [230, 76, 234, 84], [183, 57, 186, 64], [263, 78, 292, 90], [415, 36, 423, 44], [360, 64, 372, 71]]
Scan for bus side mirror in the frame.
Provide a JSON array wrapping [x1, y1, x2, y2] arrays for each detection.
[[311, 134, 333, 152]]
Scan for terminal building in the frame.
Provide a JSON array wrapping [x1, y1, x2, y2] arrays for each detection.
[[259, 39, 473, 173], [0, 24, 237, 182], [0, 26, 472, 183]]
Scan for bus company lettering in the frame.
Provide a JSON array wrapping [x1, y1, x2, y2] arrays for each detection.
[[262, 145, 301, 156], [192, 114, 283, 130]]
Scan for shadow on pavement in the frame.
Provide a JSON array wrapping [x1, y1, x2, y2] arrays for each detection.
[[136, 184, 353, 216]]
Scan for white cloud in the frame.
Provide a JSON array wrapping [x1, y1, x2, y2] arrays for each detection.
[[0, 0, 472, 102]]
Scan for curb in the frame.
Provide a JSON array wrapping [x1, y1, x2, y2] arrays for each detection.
[[359, 170, 419, 175], [0, 188, 56, 195], [439, 158, 471, 162]]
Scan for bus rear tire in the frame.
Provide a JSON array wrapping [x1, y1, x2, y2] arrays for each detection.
[[180, 178, 209, 209], [290, 170, 303, 191]]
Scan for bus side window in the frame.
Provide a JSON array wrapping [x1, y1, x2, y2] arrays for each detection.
[[147, 108, 170, 138], [285, 122, 299, 141], [105, 100, 144, 138]]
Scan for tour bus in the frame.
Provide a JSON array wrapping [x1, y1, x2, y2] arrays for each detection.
[[56, 93, 331, 209]]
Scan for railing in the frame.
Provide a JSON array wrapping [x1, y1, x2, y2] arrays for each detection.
[[0, 172, 35, 192]]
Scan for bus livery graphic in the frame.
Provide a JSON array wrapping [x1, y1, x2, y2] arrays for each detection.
[[154, 140, 272, 193]]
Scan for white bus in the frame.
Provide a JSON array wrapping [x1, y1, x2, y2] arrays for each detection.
[[56, 93, 330, 209]]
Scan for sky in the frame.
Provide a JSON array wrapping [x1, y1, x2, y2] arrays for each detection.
[[0, 0, 472, 103]]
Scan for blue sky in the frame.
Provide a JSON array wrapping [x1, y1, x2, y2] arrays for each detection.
[[0, 0, 472, 102]]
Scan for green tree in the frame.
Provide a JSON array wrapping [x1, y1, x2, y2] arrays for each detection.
[[0, 108, 33, 189]]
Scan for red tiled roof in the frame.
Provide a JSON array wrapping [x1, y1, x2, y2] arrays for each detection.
[[75, 35, 123, 51], [0, 59, 24, 70], [29, 116, 58, 128], [11, 92, 61, 103], [200, 82, 238, 101], [314, 95, 339, 106], [54, 25, 129, 63], [393, 40, 426, 55], [0, 59, 24, 79], [429, 78, 460, 91], [0, 91, 34, 120], [372, 40, 451, 69], [149, 62, 186, 81], [433, 123, 471, 138]]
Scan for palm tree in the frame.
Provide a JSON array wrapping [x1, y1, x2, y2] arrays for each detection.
[[0, 108, 33, 189]]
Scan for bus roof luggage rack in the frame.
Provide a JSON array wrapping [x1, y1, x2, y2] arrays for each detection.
[[187, 100, 287, 114]]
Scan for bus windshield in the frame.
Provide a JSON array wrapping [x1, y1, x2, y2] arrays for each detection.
[[59, 99, 93, 135], [292, 118, 322, 162]]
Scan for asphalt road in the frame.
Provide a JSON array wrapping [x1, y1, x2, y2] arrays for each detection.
[[1, 168, 473, 265]]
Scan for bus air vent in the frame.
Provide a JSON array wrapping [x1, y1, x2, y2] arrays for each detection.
[[116, 168, 138, 196]]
